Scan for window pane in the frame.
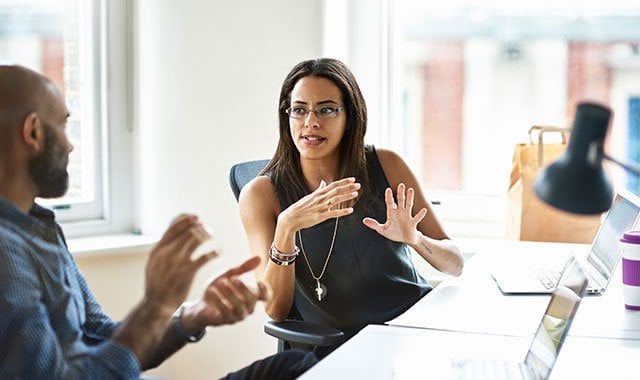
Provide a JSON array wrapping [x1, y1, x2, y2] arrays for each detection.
[[0, 0, 101, 220], [395, 1, 640, 197]]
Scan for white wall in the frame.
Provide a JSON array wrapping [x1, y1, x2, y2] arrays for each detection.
[[115, 0, 322, 378]]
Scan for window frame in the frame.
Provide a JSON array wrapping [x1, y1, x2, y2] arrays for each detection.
[[328, 0, 506, 238], [340, 0, 640, 239], [56, 0, 135, 238]]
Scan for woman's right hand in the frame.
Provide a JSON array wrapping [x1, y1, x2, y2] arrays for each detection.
[[277, 177, 360, 232]]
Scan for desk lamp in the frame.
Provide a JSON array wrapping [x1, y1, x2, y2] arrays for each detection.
[[534, 102, 640, 215]]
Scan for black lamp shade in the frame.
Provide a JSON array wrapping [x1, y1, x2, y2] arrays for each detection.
[[533, 102, 614, 214]]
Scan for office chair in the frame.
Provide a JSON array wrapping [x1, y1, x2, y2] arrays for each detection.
[[229, 159, 345, 352]]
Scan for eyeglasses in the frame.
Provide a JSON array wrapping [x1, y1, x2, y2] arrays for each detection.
[[285, 106, 344, 119]]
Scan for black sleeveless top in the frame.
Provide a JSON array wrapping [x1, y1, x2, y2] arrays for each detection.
[[277, 145, 432, 336]]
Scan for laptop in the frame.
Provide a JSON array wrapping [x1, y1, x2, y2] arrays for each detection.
[[450, 255, 588, 379], [491, 189, 640, 295]]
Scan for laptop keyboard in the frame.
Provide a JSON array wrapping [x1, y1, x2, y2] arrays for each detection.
[[533, 267, 561, 289]]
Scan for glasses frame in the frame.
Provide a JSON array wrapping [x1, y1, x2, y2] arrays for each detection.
[[285, 106, 345, 119]]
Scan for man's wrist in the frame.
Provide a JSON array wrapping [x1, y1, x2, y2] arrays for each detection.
[[171, 304, 206, 343]]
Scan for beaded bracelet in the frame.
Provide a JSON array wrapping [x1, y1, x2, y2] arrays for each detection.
[[269, 254, 296, 266], [269, 243, 299, 266]]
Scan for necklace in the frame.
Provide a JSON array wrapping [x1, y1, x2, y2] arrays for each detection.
[[298, 216, 339, 301]]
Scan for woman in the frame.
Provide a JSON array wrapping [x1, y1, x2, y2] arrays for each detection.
[[239, 58, 463, 354]]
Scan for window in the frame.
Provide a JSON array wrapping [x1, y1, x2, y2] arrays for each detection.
[[0, 0, 134, 237], [1, 0, 101, 221], [339, 1, 640, 238]]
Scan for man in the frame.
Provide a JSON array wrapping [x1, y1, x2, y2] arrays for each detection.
[[0, 65, 316, 379]]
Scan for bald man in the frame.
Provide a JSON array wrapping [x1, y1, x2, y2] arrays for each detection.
[[0, 65, 317, 379]]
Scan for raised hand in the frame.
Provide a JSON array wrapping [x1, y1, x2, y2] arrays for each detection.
[[184, 256, 271, 329], [362, 183, 428, 245], [144, 215, 219, 315], [113, 214, 220, 366], [277, 177, 360, 232]]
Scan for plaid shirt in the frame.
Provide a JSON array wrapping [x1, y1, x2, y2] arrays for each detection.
[[0, 196, 140, 379]]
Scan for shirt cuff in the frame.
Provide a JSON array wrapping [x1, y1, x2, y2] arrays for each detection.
[[94, 340, 141, 378]]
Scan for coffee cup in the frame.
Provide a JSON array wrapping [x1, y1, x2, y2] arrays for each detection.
[[620, 231, 640, 310]]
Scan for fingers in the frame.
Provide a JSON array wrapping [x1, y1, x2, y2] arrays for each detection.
[[414, 207, 428, 224], [192, 249, 220, 270], [218, 255, 262, 278], [314, 177, 360, 203], [145, 215, 218, 307], [388, 184, 419, 213], [297, 177, 361, 224], [382, 184, 427, 226], [385, 188, 397, 210], [396, 183, 406, 209], [325, 188, 360, 209], [402, 186, 428, 223], [328, 206, 355, 218], [405, 186, 415, 214], [159, 215, 211, 259], [203, 275, 268, 325], [216, 278, 254, 319], [362, 217, 383, 232], [160, 214, 199, 244]]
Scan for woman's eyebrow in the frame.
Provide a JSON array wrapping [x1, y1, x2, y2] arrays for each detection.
[[317, 100, 339, 105], [290, 99, 338, 105]]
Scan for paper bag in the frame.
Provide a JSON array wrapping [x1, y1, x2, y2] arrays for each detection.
[[506, 126, 602, 243]]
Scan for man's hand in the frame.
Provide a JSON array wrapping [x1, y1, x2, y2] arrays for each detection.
[[113, 214, 219, 368], [144, 214, 219, 316], [180, 256, 271, 334]]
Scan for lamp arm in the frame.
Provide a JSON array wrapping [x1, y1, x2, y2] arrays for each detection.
[[602, 152, 640, 177]]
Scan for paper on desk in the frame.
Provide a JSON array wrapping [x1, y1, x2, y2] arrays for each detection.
[[388, 280, 549, 336], [393, 353, 453, 380]]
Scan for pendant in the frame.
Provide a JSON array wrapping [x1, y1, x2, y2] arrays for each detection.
[[314, 280, 327, 301]]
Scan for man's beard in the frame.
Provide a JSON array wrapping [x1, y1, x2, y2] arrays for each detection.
[[28, 124, 69, 199]]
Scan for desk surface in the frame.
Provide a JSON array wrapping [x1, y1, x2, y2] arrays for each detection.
[[392, 238, 640, 339], [299, 324, 640, 380], [301, 239, 640, 379]]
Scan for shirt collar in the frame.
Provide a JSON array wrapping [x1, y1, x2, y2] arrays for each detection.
[[0, 195, 57, 234]]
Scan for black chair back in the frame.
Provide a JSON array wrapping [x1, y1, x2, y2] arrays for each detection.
[[229, 159, 270, 200], [228, 159, 345, 352]]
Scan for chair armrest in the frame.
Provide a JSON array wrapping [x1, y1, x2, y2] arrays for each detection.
[[264, 319, 345, 347]]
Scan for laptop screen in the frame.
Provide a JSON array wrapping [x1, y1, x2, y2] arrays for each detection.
[[587, 192, 640, 282], [524, 257, 588, 379]]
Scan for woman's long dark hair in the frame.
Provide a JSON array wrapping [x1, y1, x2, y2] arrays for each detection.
[[262, 58, 375, 210]]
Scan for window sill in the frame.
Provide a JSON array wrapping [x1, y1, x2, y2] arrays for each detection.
[[67, 234, 159, 258]]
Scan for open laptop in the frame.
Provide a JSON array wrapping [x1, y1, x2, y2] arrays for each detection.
[[491, 189, 640, 295], [450, 255, 588, 379]]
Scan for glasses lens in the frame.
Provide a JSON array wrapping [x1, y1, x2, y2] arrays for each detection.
[[287, 106, 342, 119], [317, 107, 337, 118], [287, 107, 308, 119]]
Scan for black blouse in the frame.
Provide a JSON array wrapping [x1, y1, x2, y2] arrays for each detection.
[[277, 145, 432, 339]]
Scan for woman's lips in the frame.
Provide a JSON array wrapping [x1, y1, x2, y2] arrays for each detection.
[[302, 135, 326, 145]]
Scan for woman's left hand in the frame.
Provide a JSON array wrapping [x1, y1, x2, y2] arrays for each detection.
[[362, 183, 428, 245]]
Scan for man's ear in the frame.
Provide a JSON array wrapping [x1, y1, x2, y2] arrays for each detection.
[[21, 112, 44, 153]]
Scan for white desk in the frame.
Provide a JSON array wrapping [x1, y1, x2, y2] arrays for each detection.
[[299, 324, 640, 380], [301, 239, 640, 379], [393, 239, 640, 339]]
